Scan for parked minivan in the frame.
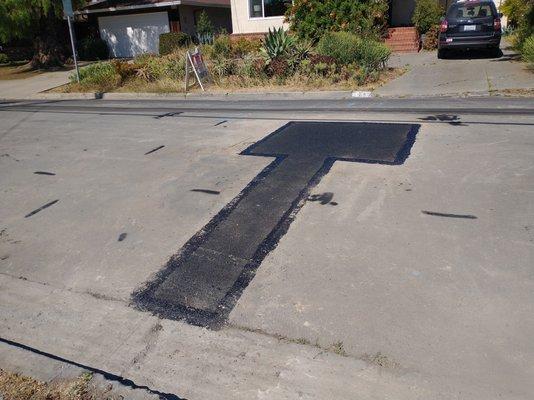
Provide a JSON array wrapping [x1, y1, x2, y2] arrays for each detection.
[[438, 0, 502, 59]]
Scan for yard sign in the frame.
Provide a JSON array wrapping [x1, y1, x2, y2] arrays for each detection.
[[185, 47, 209, 92]]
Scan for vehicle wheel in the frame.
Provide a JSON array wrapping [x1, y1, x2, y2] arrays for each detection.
[[490, 47, 501, 58], [438, 49, 447, 59]]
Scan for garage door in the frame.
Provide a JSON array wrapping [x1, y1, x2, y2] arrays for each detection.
[[98, 12, 170, 58]]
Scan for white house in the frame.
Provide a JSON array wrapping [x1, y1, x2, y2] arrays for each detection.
[[229, 0, 436, 36], [229, 0, 506, 36], [77, 0, 232, 58], [230, 0, 289, 35]]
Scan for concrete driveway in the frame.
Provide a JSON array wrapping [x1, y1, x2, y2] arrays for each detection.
[[0, 99, 533, 399], [376, 44, 534, 97]]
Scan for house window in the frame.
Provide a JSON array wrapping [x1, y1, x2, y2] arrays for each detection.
[[249, 0, 291, 18]]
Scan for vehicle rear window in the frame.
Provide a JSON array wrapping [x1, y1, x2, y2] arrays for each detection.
[[447, 2, 495, 19]]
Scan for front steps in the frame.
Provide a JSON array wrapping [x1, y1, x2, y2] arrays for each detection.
[[385, 27, 420, 53]]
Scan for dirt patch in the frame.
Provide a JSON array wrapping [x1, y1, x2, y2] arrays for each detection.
[[0, 64, 42, 81], [0, 370, 91, 400], [0, 370, 136, 400], [492, 88, 534, 97]]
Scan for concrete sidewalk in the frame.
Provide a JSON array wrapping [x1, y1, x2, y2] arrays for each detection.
[[376, 45, 534, 97], [0, 68, 72, 99]]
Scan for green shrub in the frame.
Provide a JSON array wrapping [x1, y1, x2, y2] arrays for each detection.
[[356, 40, 391, 71], [148, 52, 185, 80], [210, 57, 237, 79], [135, 55, 166, 81], [212, 33, 232, 58], [196, 10, 214, 44], [71, 62, 120, 91], [287, 0, 389, 39], [163, 52, 187, 80], [78, 37, 109, 60], [300, 54, 338, 77], [0, 53, 9, 64], [522, 35, 534, 66], [159, 32, 191, 55], [316, 31, 361, 65], [231, 38, 262, 57], [516, 2, 534, 46], [412, 0, 444, 34], [316, 31, 390, 73], [291, 38, 314, 62], [238, 54, 266, 78], [423, 25, 439, 50]]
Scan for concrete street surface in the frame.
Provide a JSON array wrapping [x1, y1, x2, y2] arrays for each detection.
[[0, 98, 533, 399]]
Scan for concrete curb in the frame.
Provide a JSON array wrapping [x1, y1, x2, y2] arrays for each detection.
[[20, 90, 368, 102], [26, 92, 102, 100], [5, 89, 530, 102]]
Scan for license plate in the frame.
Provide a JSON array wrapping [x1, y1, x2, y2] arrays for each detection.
[[463, 25, 477, 31]]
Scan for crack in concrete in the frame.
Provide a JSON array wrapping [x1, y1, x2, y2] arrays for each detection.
[[225, 323, 402, 371], [128, 321, 164, 369], [0, 271, 125, 304]]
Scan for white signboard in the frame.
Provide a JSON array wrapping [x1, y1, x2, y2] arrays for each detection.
[[62, 0, 74, 18]]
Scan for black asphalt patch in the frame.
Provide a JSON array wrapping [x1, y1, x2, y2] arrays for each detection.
[[145, 145, 165, 155], [34, 171, 56, 176], [191, 189, 221, 195], [133, 122, 419, 328], [25, 200, 59, 218], [422, 211, 477, 219]]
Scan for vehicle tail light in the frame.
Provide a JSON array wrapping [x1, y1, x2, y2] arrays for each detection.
[[494, 18, 501, 31], [440, 20, 448, 33]]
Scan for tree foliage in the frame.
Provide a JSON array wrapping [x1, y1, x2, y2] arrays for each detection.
[[503, 0, 534, 47], [0, 0, 58, 42], [286, 0, 389, 40], [501, 0, 526, 26], [0, 0, 83, 67], [412, 0, 444, 34], [196, 10, 214, 36]]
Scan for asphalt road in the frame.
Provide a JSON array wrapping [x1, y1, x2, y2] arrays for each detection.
[[1, 98, 533, 399]]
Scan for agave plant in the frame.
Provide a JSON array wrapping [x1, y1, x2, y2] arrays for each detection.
[[197, 32, 214, 45], [260, 27, 295, 62], [292, 38, 314, 62]]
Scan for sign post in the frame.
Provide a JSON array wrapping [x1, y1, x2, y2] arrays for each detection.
[[62, 0, 80, 83]]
